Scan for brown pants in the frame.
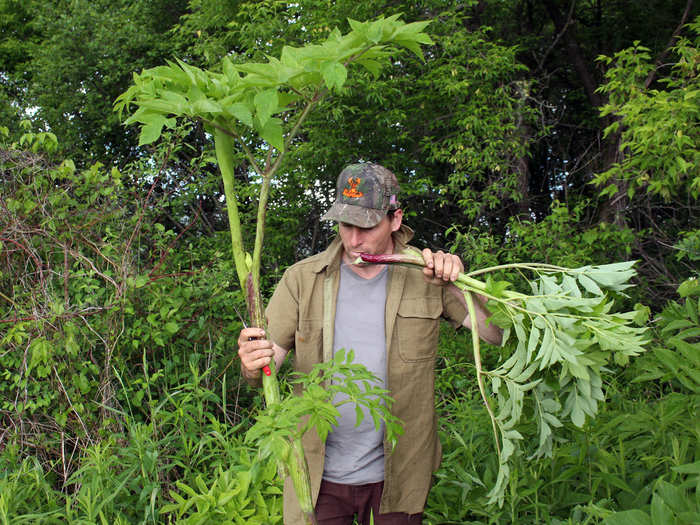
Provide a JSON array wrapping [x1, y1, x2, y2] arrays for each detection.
[[315, 479, 423, 525]]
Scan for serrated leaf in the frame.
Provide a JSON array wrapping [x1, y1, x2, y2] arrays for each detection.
[[357, 58, 383, 78], [192, 98, 222, 114], [320, 61, 347, 91], [139, 98, 186, 116], [543, 412, 563, 427], [561, 274, 582, 298], [485, 275, 512, 297], [222, 56, 239, 82], [354, 404, 365, 426], [501, 437, 515, 461], [254, 89, 279, 128], [259, 118, 284, 152], [570, 395, 586, 427], [393, 38, 425, 60], [225, 102, 254, 127], [535, 326, 554, 368], [527, 325, 540, 359], [138, 116, 174, 145], [366, 21, 383, 44]]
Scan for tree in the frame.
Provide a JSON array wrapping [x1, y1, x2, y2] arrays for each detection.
[[0, 0, 38, 132], [6, 0, 189, 164]]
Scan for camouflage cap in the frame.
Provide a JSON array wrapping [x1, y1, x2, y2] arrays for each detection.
[[321, 163, 401, 228]]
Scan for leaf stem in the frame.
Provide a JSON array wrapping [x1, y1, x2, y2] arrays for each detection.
[[465, 262, 571, 278], [465, 291, 502, 457]]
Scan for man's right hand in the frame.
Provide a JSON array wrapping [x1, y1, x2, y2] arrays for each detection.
[[237, 327, 275, 379]]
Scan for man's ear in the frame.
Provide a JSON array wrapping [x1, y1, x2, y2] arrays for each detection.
[[390, 209, 403, 232]]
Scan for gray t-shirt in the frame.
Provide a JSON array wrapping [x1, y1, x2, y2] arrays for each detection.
[[323, 262, 388, 485]]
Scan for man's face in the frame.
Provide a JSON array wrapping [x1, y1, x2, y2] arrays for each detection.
[[338, 210, 403, 265]]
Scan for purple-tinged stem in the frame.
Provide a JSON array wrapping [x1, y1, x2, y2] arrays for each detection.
[[357, 252, 489, 294], [245, 273, 277, 399]]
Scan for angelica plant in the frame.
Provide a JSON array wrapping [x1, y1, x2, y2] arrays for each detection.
[[358, 250, 649, 505], [117, 16, 433, 524]]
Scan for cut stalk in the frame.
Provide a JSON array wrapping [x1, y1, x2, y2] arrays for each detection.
[[464, 291, 501, 456], [246, 274, 279, 404]]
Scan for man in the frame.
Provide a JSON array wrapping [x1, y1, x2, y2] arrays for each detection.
[[238, 163, 502, 524]]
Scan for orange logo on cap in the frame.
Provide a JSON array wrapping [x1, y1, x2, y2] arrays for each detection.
[[342, 177, 364, 198]]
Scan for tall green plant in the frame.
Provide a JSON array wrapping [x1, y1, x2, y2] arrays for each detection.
[[358, 250, 649, 505], [116, 15, 432, 523]]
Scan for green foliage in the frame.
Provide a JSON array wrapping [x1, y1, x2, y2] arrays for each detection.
[[0, 456, 63, 524], [674, 229, 700, 266], [16, 0, 189, 163], [0, 371, 282, 524], [417, 20, 538, 220], [592, 473, 700, 525], [116, 14, 433, 150], [426, 312, 698, 523], [1, 130, 127, 431], [0, 125, 241, 436], [458, 261, 650, 505], [594, 17, 700, 201], [450, 201, 637, 272], [161, 461, 282, 524], [370, 249, 651, 508], [631, 295, 700, 394], [245, 348, 403, 465]]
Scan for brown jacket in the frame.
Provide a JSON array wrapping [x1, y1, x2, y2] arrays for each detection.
[[265, 225, 466, 523]]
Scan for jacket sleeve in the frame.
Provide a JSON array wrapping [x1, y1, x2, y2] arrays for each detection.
[[442, 285, 468, 328]]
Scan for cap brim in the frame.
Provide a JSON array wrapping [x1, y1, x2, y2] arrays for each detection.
[[321, 201, 385, 228]]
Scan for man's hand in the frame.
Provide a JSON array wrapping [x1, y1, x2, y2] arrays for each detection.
[[237, 327, 275, 379], [421, 248, 503, 345], [421, 248, 464, 286]]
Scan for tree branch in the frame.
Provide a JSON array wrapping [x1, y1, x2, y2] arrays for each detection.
[[644, 0, 694, 88], [542, 0, 604, 108]]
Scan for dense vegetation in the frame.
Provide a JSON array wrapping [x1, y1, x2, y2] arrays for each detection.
[[1, 0, 698, 523]]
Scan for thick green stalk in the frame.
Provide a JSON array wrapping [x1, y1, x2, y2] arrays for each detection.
[[215, 125, 285, 410], [233, 137, 315, 522], [466, 262, 570, 278], [246, 274, 281, 405], [247, 281, 313, 523], [215, 126, 282, 403], [289, 439, 317, 525], [214, 127, 250, 288]]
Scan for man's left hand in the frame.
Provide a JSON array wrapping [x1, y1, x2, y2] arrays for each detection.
[[421, 248, 464, 286]]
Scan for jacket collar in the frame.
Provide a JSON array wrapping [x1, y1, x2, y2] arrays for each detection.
[[310, 224, 415, 275]]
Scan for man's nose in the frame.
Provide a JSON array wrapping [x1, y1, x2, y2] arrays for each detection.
[[348, 226, 363, 245]]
